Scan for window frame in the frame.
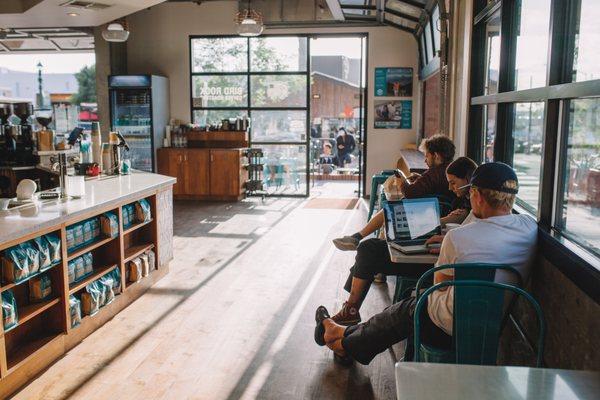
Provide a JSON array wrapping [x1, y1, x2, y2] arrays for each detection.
[[189, 34, 311, 197], [467, 0, 600, 302]]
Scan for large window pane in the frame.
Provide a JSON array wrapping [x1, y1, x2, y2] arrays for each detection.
[[484, 9, 501, 95], [251, 110, 306, 142], [432, 6, 441, 54], [512, 102, 545, 213], [559, 98, 600, 255], [251, 75, 307, 108], [192, 75, 247, 108], [250, 37, 307, 72], [193, 109, 247, 127], [514, 0, 551, 90], [573, 0, 600, 82], [425, 20, 434, 60], [258, 144, 307, 195], [420, 34, 427, 65], [191, 38, 248, 73], [484, 104, 497, 162]]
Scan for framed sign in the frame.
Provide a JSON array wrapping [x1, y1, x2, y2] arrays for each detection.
[[374, 67, 413, 97], [374, 100, 412, 129]]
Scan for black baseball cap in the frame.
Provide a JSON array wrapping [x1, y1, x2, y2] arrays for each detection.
[[460, 162, 519, 194]]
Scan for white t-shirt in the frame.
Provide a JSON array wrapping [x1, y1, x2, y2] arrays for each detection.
[[427, 213, 537, 335]]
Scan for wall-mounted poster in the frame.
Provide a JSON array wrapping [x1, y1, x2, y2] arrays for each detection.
[[374, 100, 412, 129], [375, 67, 413, 97]]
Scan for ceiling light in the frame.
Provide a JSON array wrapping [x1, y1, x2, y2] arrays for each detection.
[[68, 12, 79, 17], [102, 22, 129, 42], [235, 7, 264, 37]]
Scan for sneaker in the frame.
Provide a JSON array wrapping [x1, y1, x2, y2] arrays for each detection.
[[331, 302, 361, 326], [374, 273, 387, 284], [332, 235, 360, 251]]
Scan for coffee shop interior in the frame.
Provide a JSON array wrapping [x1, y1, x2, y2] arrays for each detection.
[[0, 0, 598, 399]]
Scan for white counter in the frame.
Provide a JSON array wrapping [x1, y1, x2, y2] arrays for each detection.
[[0, 171, 176, 245]]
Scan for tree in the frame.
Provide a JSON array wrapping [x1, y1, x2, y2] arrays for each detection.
[[71, 64, 97, 105]]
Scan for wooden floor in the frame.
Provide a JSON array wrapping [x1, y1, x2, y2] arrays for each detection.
[[12, 197, 400, 400]]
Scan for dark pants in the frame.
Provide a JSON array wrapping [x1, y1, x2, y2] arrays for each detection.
[[343, 238, 432, 299], [341, 297, 452, 365]]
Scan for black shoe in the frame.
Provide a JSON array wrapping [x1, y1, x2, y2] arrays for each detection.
[[314, 305, 330, 346]]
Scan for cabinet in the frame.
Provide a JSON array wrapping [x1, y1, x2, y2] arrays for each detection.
[[158, 148, 246, 201]]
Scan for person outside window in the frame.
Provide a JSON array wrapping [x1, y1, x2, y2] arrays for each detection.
[[335, 127, 356, 167]]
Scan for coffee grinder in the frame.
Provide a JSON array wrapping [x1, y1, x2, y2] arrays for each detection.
[[13, 102, 36, 165], [0, 103, 14, 164]]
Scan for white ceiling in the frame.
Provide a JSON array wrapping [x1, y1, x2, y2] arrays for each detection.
[[0, 0, 169, 28]]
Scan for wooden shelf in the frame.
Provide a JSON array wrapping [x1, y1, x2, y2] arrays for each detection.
[[124, 243, 155, 263], [6, 332, 62, 373], [67, 236, 115, 261], [69, 264, 119, 294], [0, 261, 61, 293], [123, 218, 153, 235], [4, 297, 61, 333]]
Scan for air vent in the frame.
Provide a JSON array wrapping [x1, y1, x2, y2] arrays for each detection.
[[60, 1, 112, 10]]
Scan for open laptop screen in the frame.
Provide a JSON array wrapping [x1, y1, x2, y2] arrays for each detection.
[[384, 198, 441, 241]]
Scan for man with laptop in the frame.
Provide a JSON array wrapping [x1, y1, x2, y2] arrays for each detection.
[[314, 162, 537, 365]]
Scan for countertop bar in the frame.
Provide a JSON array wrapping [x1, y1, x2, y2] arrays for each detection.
[[0, 171, 176, 245]]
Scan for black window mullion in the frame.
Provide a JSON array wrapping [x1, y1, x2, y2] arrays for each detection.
[[466, 20, 486, 161], [493, 0, 518, 163], [247, 37, 251, 144], [539, 0, 576, 228]]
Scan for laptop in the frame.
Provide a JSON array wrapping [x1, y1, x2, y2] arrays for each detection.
[[383, 198, 442, 254]]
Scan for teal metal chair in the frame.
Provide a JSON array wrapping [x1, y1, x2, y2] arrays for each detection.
[[412, 267, 544, 367], [367, 171, 395, 221]]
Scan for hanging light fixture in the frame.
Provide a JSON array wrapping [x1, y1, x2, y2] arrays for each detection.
[[102, 20, 129, 42], [235, 1, 264, 37]]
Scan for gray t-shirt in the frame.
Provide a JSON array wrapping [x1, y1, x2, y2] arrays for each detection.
[[427, 213, 537, 334]]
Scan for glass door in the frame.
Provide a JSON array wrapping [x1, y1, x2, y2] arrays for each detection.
[[111, 88, 153, 171], [309, 35, 367, 198]]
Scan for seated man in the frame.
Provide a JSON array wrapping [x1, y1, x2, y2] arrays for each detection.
[[333, 134, 456, 251], [328, 156, 478, 325], [314, 162, 537, 365]]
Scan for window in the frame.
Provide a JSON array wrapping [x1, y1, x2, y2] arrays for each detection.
[[190, 36, 310, 196], [572, 0, 600, 82], [250, 37, 307, 72], [557, 98, 600, 255], [469, 1, 600, 275], [424, 20, 435, 60], [431, 6, 441, 54], [484, 9, 501, 95], [513, 0, 551, 90], [420, 34, 428, 65], [484, 104, 497, 162], [250, 75, 307, 108], [512, 102, 544, 213], [191, 37, 247, 73], [192, 75, 247, 108]]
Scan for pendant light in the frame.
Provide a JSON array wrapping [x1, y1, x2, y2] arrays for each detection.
[[235, 1, 264, 37], [102, 19, 129, 42]]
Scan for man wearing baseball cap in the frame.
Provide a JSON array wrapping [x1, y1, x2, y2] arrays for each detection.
[[314, 162, 537, 365]]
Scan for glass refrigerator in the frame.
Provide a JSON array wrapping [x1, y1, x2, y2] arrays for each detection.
[[108, 75, 170, 172]]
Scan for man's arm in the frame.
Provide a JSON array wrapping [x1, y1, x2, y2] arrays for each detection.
[[401, 169, 436, 198], [433, 232, 457, 287]]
